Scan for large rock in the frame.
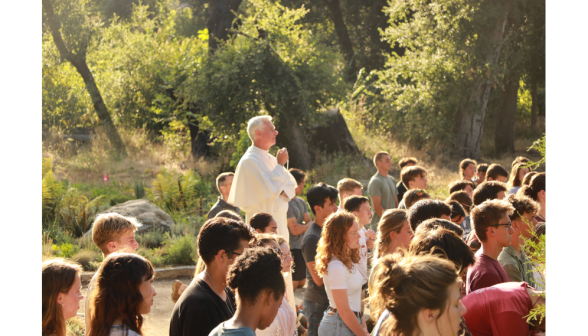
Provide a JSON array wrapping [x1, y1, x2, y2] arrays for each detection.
[[103, 199, 174, 234]]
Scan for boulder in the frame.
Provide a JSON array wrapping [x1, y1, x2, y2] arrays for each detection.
[[92, 199, 174, 234]]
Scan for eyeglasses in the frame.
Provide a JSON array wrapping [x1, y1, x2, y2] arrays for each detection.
[[231, 251, 242, 256], [271, 247, 284, 259], [493, 222, 512, 229]]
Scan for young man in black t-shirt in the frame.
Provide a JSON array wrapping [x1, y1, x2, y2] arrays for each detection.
[[169, 217, 253, 336], [301, 183, 339, 336], [396, 157, 418, 204]]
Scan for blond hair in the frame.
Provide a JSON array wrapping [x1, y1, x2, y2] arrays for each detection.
[[337, 178, 363, 195], [92, 213, 141, 254], [315, 212, 360, 276], [373, 209, 409, 265]]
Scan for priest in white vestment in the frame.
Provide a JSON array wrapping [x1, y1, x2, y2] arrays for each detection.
[[228, 115, 298, 313]]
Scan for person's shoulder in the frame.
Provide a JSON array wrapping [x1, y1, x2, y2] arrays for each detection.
[[368, 173, 382, 183]]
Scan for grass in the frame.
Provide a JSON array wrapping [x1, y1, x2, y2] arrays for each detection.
[[42, 112, 545, 268]]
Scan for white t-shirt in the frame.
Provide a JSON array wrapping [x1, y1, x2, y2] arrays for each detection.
[[358, 228, 368, 284], [323, 256, 364, 312]]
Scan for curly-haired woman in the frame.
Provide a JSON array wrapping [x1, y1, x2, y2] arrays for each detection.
[[315, 212, 368, 336], [88, 253, 157, 336], [42, 259, 84, 336]]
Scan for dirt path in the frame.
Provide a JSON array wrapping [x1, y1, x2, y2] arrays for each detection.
[[79, 276, 371, 335]]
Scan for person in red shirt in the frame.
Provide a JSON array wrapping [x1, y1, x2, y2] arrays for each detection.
[[462, 282, 545, 336], [466, 199, 515, 294]]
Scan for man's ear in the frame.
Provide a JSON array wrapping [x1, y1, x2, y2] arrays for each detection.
[[107, 241, 116, 252], [215, 249, 226, 263]]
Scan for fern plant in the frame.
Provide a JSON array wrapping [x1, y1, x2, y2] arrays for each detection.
[[42, 157, 66, 225], [59, 190, 105, 237]]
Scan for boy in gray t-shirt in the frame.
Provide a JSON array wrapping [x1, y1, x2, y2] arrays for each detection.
[[287, 169, 312, 289]]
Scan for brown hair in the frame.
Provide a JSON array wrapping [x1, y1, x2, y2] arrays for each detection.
[[401, 166, 427, 189], [476, 163, 488, 173], [472, 181, 508, 206], [460, 159, 477, 177], [373, 151, 390, 167], [343, 195, 369, 213], [399, 157, 419, 169], [471, 199, 515, 241], [512, 156, 530, 168], [215, 209, 242, 221], [316, 212, 361, 276], [249, 213, 275, 232], [519, 172, 546, 202], [521, 171, 538, 187], [89, 253, 154, 336], [370, 252, 459, 336], [252, 232, 278, 248], [216, 172, 235, 193], [288, 168, 306, 184], [91, 213, 141, 255], [447, 201, 466, 221], [402, 189, 431, 209], [446, 191, 472, 215], [508, 162, 528, 189], [448, 180, 476, 194], [42, 259, 82, 336], [506, 194, 540, 221], [486, 164, 509, 181], [337, 178, 363, 195], [408, 199, 452, 231], [410, 227, 475, 274], [373, 209, 409, 262], [414, 218, 464, 237]]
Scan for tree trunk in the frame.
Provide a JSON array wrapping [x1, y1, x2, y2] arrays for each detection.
[[494, 75, 519, 153], [309, 108, 363, 157], [454, 6, 510, 159], [207, 0, 242, 53], [42, 0, 127, 157], [531, 80, 538, 127], [324, 0, 357, 81], [187, 116, 211, 159]]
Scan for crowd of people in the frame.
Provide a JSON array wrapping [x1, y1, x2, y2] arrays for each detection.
[[42, 116, 546, 336]]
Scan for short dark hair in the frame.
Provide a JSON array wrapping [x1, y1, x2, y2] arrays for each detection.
[[505, 194, 540, 221], [343, 195, 369, 213], [486, 164, 509, 180], [408, 199, 452, 232], [401, 166, 427, 189], [215, 209, 242, 221], [198, 217, 254, 264], [414, 218, 464, 237], [446, 191, 472, 215], [472, 181, 508, 206], [227, 247, 285, 304], [288, 168, 306, 184], [403, 189, 431, 209], [449, 180, 476, 194], [216, 172, 234, 193], [471, 199, 515, 242], [399, 157, 418, 169], [307, 182, 338, 215], [410, 227, 475, 274], [476, 163, 488, 173], [447, 201, 466, 220], [249, 213, 274, 232]]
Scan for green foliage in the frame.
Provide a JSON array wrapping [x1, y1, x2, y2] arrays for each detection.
[[59, 191, 105, 237], [147, 169, 216, 214], [52, 243, 80, 258], [72, 249, 100, 271], [163, 234, 197, 265], [522, 222, 546, 325], [230, 128, 252, 168], [525, 135, 545, 169], [42, 158, 67, 224], [136, 228, 167, 248], [134, 179, 146, 199]]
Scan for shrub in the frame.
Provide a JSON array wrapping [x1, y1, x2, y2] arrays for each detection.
[[52, 243, 80, 259], [137, 246, 165, 268], [163, 235, 197, 265], [72, 249, 100, 271], [136, 229, 166, 249], [59, 192, 105, 237], [134, 179, 146, 199]]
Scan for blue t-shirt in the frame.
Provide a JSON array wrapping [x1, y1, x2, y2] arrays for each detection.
[[208, 324, 256, 336]]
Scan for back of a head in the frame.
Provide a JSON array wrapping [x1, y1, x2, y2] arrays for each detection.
[[92, 213, 141, 255], [252, 232, 278, 248], [249, 213, 274, 232], [476, 163, 488, 174], [216, 172, 235, 193], [410, 227, 474, 274], [337, 178, 363, 195], [91, 253, 154, 336], [198, 217, 254, 264], [343, 195, 369, 213], [408, 199, 452, 232], [399, 157, 418, 169], [288, 168, 306, 184], [447, 201, 466, 220], [215, 209, 242, 221], [370, 252, 458, 336], [42, 259, 82, 336], [306, 182, 338, 214], [446, 191, 472, 215], [448, 180, 475, 194], [414, 218, 464, 237], [401, 165, 427, 189], [403, 189, 430, 209], [227, 247, 285, 304], [505, 193, 540, 221], [519, 172, 546, 201], [521, 171, 538, 187], [472, 181, 508, 206], [470, 199, 515, 242], [486, 164, 509, 181]]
